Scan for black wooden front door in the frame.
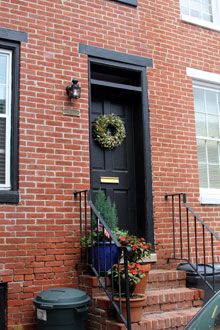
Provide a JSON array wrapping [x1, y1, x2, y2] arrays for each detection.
[[90, 87, 137, 234]]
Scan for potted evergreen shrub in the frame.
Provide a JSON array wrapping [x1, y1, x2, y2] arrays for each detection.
[[82, 189, 125, 273]]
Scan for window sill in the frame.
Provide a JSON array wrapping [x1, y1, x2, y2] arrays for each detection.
[[0, 191, 19, 203], [199, 195, 220, 205], [181, 14, 220, 32]]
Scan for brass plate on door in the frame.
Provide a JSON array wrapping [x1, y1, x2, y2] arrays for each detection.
[[100, 177, 119, 184]]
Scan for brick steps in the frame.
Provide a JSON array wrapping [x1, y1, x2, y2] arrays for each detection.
[[144, 287, 203, 313], [147, 269, 186, 290], [105, 308, 200, 330], [141, 308, 200, 330], [79, 268, 204, 329]]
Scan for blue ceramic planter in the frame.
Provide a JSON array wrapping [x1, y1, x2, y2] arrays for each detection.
[[89, 242, 118, 273]]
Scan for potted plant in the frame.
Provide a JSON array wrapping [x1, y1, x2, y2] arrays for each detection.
[[81, 189, 128, 273], [107, 234, 152, 322], [119, 235, 152, 294], [108, 262, 147, 323], [82, 225, 127, 273]]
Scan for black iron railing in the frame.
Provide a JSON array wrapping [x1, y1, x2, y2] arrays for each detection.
[[74, 190, 132, 330], [165, 192, 220, 294]]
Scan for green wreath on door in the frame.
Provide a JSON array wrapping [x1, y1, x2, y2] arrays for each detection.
[[92, 113, 126, 150]]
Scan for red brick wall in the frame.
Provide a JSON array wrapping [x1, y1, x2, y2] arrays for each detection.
[[0, 0, 220, 328]]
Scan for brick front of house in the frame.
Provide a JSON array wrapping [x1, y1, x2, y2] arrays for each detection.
[[0, 0, 220, 328]]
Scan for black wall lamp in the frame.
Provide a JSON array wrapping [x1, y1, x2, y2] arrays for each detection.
[[66, 78, 81, 99]]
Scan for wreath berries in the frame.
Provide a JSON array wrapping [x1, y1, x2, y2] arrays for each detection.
[[92, 114, 126, 150]]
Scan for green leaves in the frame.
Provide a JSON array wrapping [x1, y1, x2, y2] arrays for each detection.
[[93, 189, 118, 230], [108, 262, 146, 294], [119, 235, 152, 263], [93, 113, 126, 149]]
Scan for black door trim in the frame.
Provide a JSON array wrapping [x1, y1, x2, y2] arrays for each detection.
[[90, 79, 142, 92], [79, 43, 153, 68], [0, 27, 28, 42], [86, 49, 154, 246]]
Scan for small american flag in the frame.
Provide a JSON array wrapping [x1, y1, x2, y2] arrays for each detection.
[[97, 218, 110, 239], [104, 228, 110, 239]]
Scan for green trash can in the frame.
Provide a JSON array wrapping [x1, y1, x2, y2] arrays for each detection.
[[33, 287, 90, 330]]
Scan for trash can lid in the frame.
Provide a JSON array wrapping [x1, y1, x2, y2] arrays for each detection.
[[34, 287, 90, 309], [177, 263, 220, 275]]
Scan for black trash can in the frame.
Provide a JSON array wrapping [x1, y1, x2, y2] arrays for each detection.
[[177, 263, 220, 304], [34, 287, 90, 330]]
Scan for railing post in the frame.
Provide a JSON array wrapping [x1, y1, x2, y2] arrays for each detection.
[[124, 247, 131, 330], [172, 195, 176, 259], [211, 233, 215, 292], [179, 194, 183, 260], [186, 207, 190, 262], [194, 216, 198, 272], [202, 225, 207, 281]]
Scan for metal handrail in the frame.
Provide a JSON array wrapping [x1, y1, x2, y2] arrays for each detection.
[[74, 190, 132, 330], [165, 192, 220, 294]]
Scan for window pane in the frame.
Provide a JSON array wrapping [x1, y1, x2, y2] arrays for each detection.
[[206, 90, 218, 114], [202, 0, 210, 12], [0, 54, 7, 115], [207, 114, 219, 138], [0, 54, 7, 84], [0, 85, 6, 114], [191, 9, 201, 18], [180, 0, 189, 6], [0, 118, 6, 184], [209, 165, 220, 189], [207, 140, 218, 163], [203, 13, 212, 21], [198, 163, 208, 188], [197, 139, 206, 163], [195, 113, 207, 136], [193, 88, 205, 112], [180, 0, 190, 14], [181, 6, 189, 14], [180, 0, 213, 22]]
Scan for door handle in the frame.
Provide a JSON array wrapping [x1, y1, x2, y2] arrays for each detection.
[[100, 177, 119, 184]]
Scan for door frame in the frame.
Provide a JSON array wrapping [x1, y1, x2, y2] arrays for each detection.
[[79, 44, 154, 247]]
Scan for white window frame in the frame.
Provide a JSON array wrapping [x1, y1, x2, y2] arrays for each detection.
[[0, 50, 12, 190], [187, 68, 220, 204], [180, 0, 220, 32]]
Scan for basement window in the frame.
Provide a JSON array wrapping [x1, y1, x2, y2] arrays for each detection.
[[180, 0, 220, 32]]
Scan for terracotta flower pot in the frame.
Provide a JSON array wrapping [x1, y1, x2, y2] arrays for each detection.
[[133, 263, 151, 294], [114, 294, 146, 323]]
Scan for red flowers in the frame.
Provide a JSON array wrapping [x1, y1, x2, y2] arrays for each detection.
[[109, 261, 146, 294], [108, 234, 152, 294], [119, 235, 152, 263]]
